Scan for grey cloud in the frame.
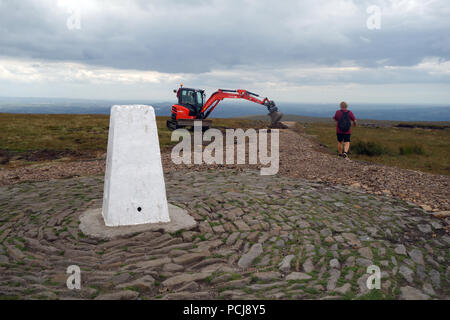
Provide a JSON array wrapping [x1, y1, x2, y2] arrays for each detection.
[[0, 0, 449, 74]]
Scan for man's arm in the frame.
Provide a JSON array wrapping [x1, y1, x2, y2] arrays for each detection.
[[350, 111, 357, 126]]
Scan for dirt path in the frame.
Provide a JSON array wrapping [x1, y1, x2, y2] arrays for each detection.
[[1, 127, 449, 212], [277, 129, 450, 213]]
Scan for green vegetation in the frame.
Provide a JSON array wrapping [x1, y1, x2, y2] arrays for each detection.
[[2, 113, 448, 175], [0, 113, 267, 168], [399, 144, 425, 156], [352, 141, 390, 156], [304, 122, 450, 176], [0, 113, 109, 153]]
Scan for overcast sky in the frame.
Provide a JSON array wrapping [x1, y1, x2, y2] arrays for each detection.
[[0, 0, 449, 104]]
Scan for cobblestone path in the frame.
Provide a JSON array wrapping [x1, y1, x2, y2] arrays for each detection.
[[0, 169, 448, 300]]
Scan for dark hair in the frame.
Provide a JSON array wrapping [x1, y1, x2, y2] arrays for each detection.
[[340, 102, 348, 109]]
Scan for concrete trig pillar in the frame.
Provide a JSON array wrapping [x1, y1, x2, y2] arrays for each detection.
[[102, 105, 170, 226]]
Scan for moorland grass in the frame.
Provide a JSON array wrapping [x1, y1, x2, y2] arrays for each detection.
[[1, 113, 449, 175], [0, 113, 267, 167], [303, 122, 450, 176]]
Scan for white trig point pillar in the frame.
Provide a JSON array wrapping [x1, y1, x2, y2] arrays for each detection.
[[102, 105, 170, 227]]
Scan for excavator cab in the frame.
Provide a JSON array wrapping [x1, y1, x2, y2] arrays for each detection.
[[177, 88, 205, 117]]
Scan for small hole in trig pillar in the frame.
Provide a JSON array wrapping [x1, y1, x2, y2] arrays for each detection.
[[137, 207, 142, 212]]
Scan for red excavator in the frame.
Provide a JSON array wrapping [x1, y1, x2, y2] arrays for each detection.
[[166, 84, 283, 130]]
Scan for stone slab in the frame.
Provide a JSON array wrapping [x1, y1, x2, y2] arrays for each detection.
[[79, 204, 196, 240]]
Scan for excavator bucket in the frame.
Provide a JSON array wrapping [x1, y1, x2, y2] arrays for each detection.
[[264, 100, 283, 126], [269, 110, 283, 126]]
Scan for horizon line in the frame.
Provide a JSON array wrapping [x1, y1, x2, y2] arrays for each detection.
[[0, 96, 449, 107]]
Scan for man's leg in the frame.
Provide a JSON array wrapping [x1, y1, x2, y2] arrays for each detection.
[[344, 142, 350, 153], [337, 133, 343, 155], [343, 135, 351, 158]]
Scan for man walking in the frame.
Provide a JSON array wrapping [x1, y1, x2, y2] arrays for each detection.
[[333, 102, 357, 158]]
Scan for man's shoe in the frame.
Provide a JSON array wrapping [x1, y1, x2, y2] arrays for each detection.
[[338, 154, 343, 157], [343, 152, 348, 159]]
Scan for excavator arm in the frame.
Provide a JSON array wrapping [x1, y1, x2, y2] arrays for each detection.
[[201, 89, 283, 125]]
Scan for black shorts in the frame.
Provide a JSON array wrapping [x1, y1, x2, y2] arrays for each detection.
[[337, 133, 351, 142]]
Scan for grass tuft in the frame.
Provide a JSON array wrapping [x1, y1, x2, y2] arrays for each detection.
[[399, 144, 425, 155], [352, 141, 390, 157]]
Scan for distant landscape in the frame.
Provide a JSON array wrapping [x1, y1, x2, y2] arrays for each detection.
[[0, 96, 449, 121], [1, 113, 449, 176], [2, 96, 449, 175]]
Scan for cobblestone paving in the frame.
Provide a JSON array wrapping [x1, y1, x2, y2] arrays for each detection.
[[0, 169, 448, 300]]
